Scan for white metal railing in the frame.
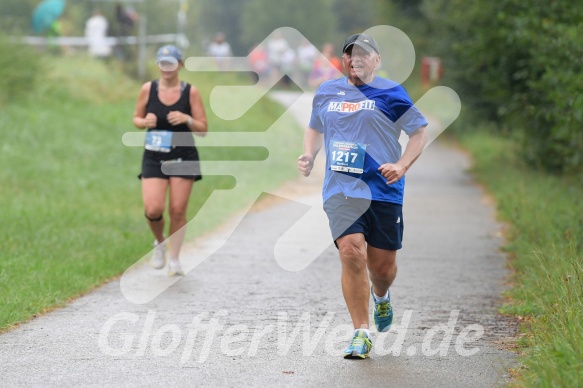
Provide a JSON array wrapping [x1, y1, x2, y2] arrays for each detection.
[[18, 34, 180, 46]]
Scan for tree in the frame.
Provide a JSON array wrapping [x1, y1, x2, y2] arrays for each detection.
[[198, 0, 246, 55], [423, 0, 583, 174], [240, 0, 337, 52], [332, 0, 375, 37]]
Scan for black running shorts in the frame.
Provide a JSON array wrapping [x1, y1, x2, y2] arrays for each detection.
[[323, 193, 403, 250], [139, 149, 202, 181]]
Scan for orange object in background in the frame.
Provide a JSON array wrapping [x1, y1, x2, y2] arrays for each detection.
[[421, 57, 442, 89]]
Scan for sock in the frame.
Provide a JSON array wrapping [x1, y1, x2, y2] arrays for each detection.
[[355, 328, 370, 338], [374, 290, 389, 302]]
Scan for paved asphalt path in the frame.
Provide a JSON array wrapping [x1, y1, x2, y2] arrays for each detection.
[[0, 91, 517, 387]]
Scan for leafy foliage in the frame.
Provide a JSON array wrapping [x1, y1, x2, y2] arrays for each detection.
[[240, 0, 337, 50], [197, 0, 247, 55], [0, 0, 42, 33], [425, 0, 583, 174], [459, 130, 583, 387]]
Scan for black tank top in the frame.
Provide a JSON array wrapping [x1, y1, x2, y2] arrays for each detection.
[[145, 80, 197, 158]]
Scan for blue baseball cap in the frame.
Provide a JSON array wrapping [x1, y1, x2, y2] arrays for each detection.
[[156, 45, 183, 64]]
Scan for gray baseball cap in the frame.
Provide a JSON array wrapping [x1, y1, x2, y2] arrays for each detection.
[[342, 34, 379, 54]]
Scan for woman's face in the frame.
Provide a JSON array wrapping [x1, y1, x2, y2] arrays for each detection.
[[158, 58, 182, 72], [158, 59, 182, 78]]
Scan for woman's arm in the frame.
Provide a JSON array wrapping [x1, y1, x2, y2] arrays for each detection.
[[132, 82, 156, 129], [186, 85, 208, 136]]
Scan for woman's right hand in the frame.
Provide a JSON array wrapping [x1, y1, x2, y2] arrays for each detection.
[[143, 113, 158, 129]]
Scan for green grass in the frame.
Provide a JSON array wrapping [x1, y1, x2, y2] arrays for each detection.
[[457, 130, 583, 387], [0, 55, 303, 331]]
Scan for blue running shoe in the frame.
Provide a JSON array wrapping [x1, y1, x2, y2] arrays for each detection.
[[372, 286, 393, 332], [343, 330, 372, 359]]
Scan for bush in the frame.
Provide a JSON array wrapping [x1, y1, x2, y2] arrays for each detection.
[[517, 17, 583, 175], [425, 0, 583, 175], [0, 35, 43, 106]]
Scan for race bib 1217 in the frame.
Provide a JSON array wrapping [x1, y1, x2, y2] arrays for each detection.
[[329, 140, 366, 174]]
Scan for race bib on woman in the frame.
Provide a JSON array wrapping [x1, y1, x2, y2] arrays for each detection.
[[145, 130, 173, 153]]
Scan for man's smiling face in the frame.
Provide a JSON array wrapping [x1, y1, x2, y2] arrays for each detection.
[[342, 45, 380, 85]]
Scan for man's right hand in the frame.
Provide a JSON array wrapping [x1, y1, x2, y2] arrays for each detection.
[[297, 154, 314, 177]]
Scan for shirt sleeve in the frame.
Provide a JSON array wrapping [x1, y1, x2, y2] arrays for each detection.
[[397, 104, 428, 135], [389, 86, 428, 135], [308, 90, 324, 132]]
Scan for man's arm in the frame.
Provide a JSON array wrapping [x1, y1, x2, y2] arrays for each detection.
[[297, 127, 324, 177], [378, 126, 428, 185]]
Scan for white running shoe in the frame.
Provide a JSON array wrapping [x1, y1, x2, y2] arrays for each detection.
[[167, 258, 184, 276], [150, 240, 166, 269]]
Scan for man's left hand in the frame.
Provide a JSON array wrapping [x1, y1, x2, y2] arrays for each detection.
[[378, 163, 407, 185]]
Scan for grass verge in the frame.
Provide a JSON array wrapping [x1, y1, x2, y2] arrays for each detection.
[[0, 54, 303, 331], [457, 129, 583, 386]]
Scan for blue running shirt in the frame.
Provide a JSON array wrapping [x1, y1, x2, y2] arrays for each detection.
[[309, 76, 427, 204]]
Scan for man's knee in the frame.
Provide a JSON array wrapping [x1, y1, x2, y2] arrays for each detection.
[[369, 261, 397, 279], [337, 236, 367, 269], [368, 249, 397, 279]]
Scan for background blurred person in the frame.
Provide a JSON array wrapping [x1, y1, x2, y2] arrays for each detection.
[[280, 46, 296, 88], [206, 32, 232, 71], [297, 38, 318, 87], [322, 43, 342, 72], [266, 30, 289, 84], [85, 9, 111, 59], [309, 43, 343, 88], [248, 43, 270, 86]]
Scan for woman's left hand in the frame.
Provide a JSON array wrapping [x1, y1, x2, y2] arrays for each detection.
[[167, 111, 189, 126]]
